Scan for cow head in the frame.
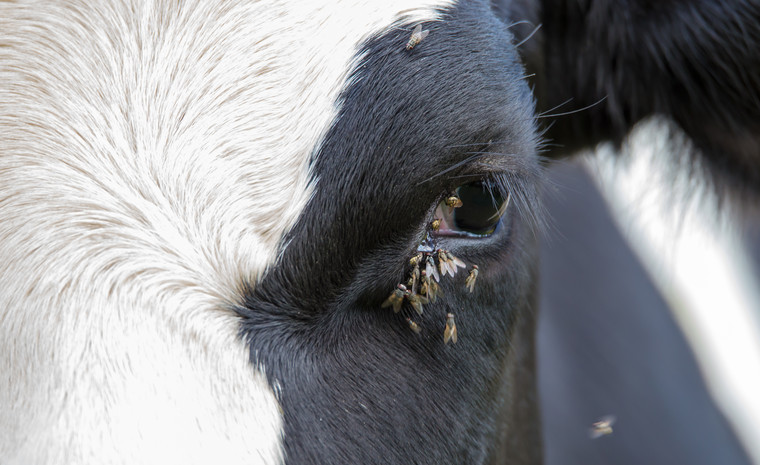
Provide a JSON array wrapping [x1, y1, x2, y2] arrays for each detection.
[[5, 0, 756, 463], [0, 1, 544, 463]]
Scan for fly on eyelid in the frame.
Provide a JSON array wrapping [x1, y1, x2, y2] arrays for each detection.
[[420, 270, 441, 303], [381, 284, 407, 313], [438, 250, 459, 278], [406, 318, 421, 334], [465, 265, 479, 293], [410, 257, 421, 295], [444, 195, 463, 214], [447, 251, 466, 273], [407, 292, 427, 316], [438, 250, 449, 277], [426, 254, 440, 283]]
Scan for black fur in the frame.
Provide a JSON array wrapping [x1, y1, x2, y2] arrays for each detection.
[[237, 0, 760, 463], [531, 0, 760, 192], [237, 2, 544, 463]]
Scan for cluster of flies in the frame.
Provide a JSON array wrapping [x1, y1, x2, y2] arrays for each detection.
[[391, 26, 481, 344], [381, 194, 480, 344]]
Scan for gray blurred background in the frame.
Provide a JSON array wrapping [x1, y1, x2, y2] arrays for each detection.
[[537, 119, 760, 465]]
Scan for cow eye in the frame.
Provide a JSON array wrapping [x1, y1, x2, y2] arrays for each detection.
[[433, 180, 510, 237]]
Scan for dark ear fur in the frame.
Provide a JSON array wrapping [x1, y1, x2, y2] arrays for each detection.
[[502, 0, 760, 195]]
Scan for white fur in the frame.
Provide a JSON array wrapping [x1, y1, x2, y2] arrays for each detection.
[[0, 0, 453, 463]]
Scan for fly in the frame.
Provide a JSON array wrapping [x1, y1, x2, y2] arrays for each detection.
[[406, 24, 429, 50], [443, 312, 458, 344], [381, 284, 407, 313], [465, 265, 479, 293]]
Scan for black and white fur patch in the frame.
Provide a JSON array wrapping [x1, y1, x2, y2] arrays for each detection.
[[236, 1, 545, 463], [3, 0, 760, 463]]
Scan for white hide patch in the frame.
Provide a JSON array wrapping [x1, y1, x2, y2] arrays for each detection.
[[0, 1, 453, 464]]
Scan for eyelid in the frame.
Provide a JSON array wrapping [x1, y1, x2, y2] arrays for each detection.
[[413, 141, 545, 239]]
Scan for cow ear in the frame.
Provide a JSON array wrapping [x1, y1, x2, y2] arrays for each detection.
[[510, 0, 760, 195]]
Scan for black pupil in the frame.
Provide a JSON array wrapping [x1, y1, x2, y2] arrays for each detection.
[[453, 182, 506, 235]]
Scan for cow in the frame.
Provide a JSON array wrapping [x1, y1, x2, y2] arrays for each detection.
[[1, 0, 757, 464]]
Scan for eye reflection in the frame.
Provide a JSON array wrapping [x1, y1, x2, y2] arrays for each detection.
[[433, 181, 510, 238]]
